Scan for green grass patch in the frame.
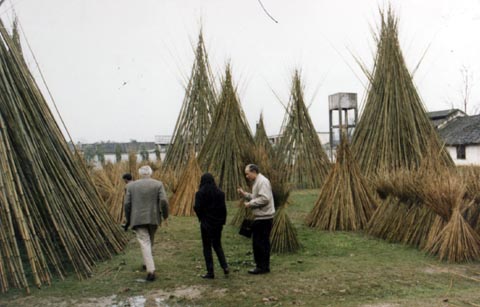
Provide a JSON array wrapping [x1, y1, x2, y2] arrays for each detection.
[[1, 190, 480, 307]]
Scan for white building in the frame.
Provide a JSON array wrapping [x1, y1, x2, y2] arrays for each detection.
[[434, 113, 480, 165]]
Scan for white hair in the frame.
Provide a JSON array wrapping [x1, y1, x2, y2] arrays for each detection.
[[138, 165, 153, 177]]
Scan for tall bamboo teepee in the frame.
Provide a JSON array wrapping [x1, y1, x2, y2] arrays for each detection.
[[352, 9, 453, 249], [275, 70, 330, 189], [197, 64, 255, 200], [306, 136, 377, 231], [0, 19, 126, 293], [163, 29, 217, 174], [351, 9, 452, 176]]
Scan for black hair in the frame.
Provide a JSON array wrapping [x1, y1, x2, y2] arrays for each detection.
[[199, 173, 222, 198], [122, 173, 133, 181], [247, 164, 259, 174], [199, 173, 216, 188]]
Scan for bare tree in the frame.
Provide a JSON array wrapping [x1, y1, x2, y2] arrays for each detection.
[[459, 65, 474, 114]]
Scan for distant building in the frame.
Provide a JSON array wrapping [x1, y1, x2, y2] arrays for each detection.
[[435, 114, 480, 165], [154, 135, 172, 153], [427, 109, 466, 129]]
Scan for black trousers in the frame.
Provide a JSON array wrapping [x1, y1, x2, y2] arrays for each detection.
[[252, 218, 273, 271], [201, 225, 228, 274]]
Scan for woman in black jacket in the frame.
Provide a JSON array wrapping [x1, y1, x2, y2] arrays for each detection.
[[194, 173, 229, 279]]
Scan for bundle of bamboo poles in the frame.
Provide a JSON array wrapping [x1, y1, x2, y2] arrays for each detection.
[[269, 164, 300, 253], [275, 70, 330, 189], [369, 161, 480, 262], [0, 19, 126, 293], [169, 152, 202, 216], [457, 166, 480, 231], [128, 150, 138, 178], [270, 205, 300, 253], [90, 161, 129, 223], [420, 170, 480, 262], [368, 146, 451, 249], [306, 136, 377, 231], [197, 64, 255, 200], [163, 29, 217, 175], [351, 9, 452, 176], [254, 113, 273, 157], [350, 8, 454, 249]]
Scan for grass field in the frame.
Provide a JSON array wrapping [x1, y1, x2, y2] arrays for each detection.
[[1, 190, 480, 307]]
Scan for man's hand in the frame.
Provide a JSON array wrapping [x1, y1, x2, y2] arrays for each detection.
[[237, 187, 246, 197], [244, 202, 250, 208]]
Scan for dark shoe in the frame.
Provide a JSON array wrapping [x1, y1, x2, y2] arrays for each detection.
[[248, 268, 268, 275], [146, 272, 156, 281], [223, 267, 230, 276], [201, 273, 214, 279]]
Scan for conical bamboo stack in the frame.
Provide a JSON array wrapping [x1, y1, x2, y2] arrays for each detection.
[[352, 9, 453, 248], [351, 9, 452, 176], [197, 64, 255, 200], [306, 137, 377, 231], [169, 152, 202, 216], [163, 29, 217, 175], [0, 19, 126, 293], [269, 167, 300, 253], [254, 113, 273, 157], [275, 70, 330, 189], [270, 205, 301, 253]]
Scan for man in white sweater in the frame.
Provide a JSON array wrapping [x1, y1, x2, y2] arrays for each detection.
[[237, 164, 275, 274]]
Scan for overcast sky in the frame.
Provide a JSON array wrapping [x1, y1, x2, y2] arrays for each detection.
[[5, 0, 480, 143]]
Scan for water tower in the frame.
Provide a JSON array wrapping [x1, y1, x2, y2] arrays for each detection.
[[328, 93, 358, 157]]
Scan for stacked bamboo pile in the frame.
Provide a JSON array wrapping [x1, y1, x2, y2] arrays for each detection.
[[275, 70, 330, 189], [91, 161, 129, 223], [306, 136, 377, 231], [420, 169, 480, 262], [169, 152, 202, 216], [198, 64, 255, 200], [458, 166, 480, 231], [374, 164, 480, 262], [0, 19, 126, 293], [350, 9, 454, 249], [351, 9, 452, 175], [269, 168, 300, 254], [163, 29, 217, 175], [270, 205, 300, 254], [369, 168, 440, 248]]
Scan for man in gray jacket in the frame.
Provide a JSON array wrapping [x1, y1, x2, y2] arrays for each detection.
[[238, 164, 275, 274], [124, 165, 169, 281]]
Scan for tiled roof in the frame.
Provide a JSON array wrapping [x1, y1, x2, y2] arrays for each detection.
[[438, 114, 480, 145]]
